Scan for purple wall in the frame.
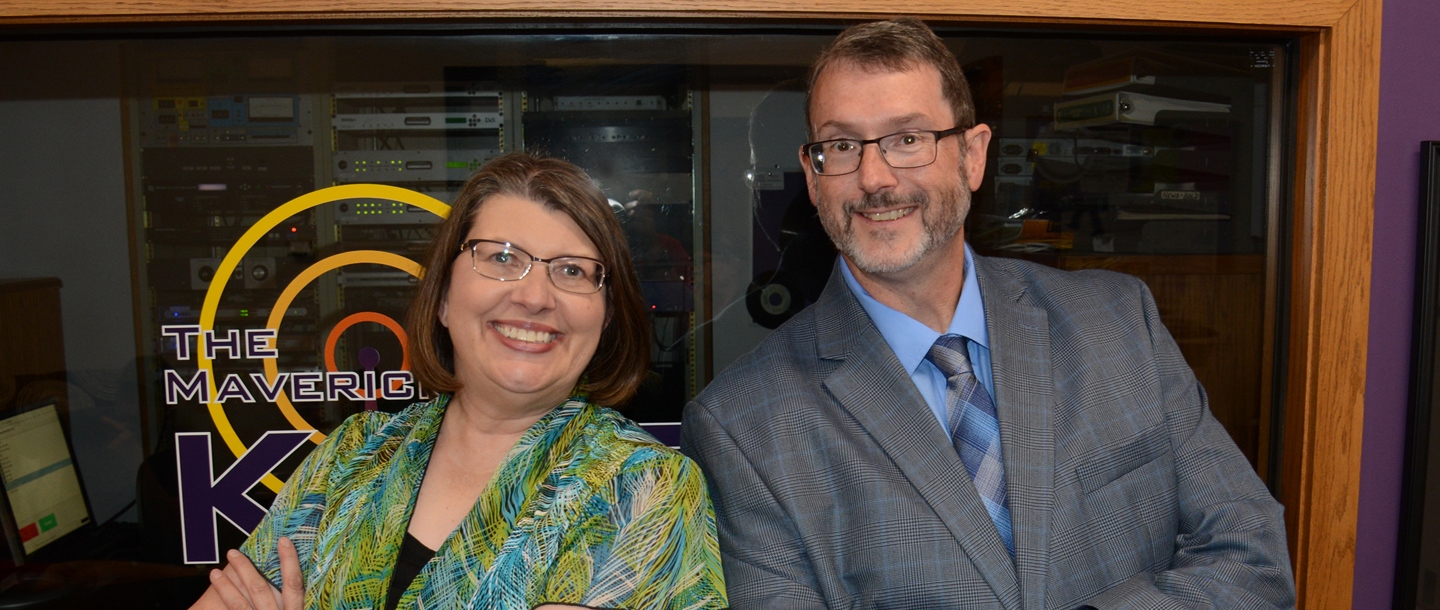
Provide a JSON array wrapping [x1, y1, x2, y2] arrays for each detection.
[[1357, 0, 1440, 605]]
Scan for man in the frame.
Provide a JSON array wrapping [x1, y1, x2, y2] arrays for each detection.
[[681, 17, 1296, 610]]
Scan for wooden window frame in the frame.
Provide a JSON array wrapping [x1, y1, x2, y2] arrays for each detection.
[[0, 1, 1379, 608]]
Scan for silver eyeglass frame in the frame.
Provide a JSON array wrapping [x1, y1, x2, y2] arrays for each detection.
[[458, 238, 607, 294]]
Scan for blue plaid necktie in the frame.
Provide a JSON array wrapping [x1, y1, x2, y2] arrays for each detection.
[[926, 335, 1014, 557]]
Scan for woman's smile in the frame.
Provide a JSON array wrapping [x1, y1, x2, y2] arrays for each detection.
[[491, 320, 561, 351]]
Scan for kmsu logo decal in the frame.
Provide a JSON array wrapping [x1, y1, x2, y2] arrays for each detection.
[[165, 185, 447, 563]]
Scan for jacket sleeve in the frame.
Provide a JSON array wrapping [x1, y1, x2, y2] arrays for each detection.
[[1081, 278, 1296, 610], [681, 400, 829, 610]]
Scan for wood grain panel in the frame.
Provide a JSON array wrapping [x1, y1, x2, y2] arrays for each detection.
[[0, 0, 1349, 29], [1280, 0, 1379, 608], [1283, 26, 1324, 606], [0, 279, 72, 431], [1146, 272, 1267, 465]]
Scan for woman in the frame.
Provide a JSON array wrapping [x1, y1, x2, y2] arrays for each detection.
[[193, 153, 727, 610]]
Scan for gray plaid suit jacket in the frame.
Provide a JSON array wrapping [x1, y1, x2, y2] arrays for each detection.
[[681, 254, 1296, 610]]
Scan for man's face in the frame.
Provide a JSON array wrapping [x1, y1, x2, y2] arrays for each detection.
[[802, 60, 990, 276]]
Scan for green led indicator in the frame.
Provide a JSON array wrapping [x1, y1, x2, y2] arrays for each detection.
[[446, 161, 467, 168], [240, 309, 249, 316]]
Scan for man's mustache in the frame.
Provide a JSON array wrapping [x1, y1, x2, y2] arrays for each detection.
[[841, 191, 929, 215]]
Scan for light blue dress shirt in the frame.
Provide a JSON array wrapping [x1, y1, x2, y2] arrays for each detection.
[[839, 244, 993, 436]]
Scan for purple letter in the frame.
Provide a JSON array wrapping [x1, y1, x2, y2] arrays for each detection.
[[175, 430, 314, 564], [249, 372, 290, 402], [161, 325, 202, 360], [163, 369, 211, 405], [214, 374, 255, 404], [204, 329, 243, 360], [245, 329, 279, 359], [325, 372, 364, 401], [289, 372, 324, 402], [379, 371, 415, 401]]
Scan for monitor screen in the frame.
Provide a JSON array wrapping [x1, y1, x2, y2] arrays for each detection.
[[0, 403, 91, 555]]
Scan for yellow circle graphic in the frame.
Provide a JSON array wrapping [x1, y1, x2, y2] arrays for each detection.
[[260, 250, 422, 445], [197, 184, 449, 492]]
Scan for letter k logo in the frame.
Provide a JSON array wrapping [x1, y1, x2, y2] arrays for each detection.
[[175, 430, 314, 564]]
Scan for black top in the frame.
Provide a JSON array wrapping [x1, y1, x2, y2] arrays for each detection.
[[385, 532, 438, 610]]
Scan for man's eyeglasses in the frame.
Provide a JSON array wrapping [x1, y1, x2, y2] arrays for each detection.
[[458, 239, 606, 294], [802, 126, 967, 176]]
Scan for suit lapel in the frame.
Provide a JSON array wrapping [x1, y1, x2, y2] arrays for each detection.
[[813, 261, 1021, 609], [975, 255, 1054, 610]]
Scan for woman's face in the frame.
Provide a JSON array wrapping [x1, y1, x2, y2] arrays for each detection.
[[440, 194, 608, 409]]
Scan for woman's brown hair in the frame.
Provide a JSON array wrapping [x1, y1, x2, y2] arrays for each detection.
[[405, 152, 651, 407]]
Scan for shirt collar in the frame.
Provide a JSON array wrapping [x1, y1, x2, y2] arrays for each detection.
[[839, 244, 989, 374]]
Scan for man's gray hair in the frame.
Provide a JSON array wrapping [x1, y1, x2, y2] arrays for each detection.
[[805, 17, 975, 139]]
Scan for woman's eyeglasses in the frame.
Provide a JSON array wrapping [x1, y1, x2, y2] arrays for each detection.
[[458, 239, 606, 294]]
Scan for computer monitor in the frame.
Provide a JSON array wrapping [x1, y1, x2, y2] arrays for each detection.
[[0, 399, 92, 562]]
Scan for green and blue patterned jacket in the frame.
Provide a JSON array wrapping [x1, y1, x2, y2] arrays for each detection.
[[240, 394, 727, 610]]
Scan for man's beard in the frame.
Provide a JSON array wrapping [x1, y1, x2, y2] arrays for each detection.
[[818, 175, 971, 275]]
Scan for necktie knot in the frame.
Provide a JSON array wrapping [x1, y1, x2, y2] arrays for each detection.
[[926, 335, 973, 379]]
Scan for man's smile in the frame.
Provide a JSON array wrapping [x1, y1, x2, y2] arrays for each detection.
[[859, 206, 918, 222]]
